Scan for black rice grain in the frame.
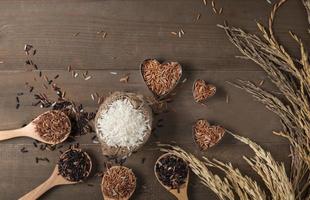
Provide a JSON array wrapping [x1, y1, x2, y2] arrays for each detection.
[[58, 148, 91, 182], [20, 147, 28, 153], [36, 157, 50, 163], [155, 154, 188, 189], [33, 141, 38, 148]]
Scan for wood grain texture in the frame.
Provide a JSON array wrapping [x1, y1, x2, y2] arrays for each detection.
[[0, 69, 290, 200], [0, 0, 307, 199], [0, 0, 308, 71]]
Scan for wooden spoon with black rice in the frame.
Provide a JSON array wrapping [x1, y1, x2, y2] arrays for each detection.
[[154, 153, 189, 200], [19, 148, 92, 200]]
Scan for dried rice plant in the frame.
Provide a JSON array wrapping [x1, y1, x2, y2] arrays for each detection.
[[159, 130, 294, 200], [302, 0, 310, 25], [229, 132, 294, 200], [202, 157, 267, 200], [159, 144, 235, 200], [218, 0, 310, 198]]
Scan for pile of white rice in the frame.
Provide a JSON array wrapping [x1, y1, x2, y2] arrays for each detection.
[[97, 99, 151, 149]]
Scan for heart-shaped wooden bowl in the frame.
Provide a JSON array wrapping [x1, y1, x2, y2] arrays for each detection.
[[140, 59, 183, 99], [95, 91, 153, 158], [192, 79, 216, 103], [192, 119, 225, 151]]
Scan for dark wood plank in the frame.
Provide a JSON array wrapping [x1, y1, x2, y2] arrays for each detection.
[[0, 69, 289, 199], [0, 0, 308, 71], [0, 70, 284, 144], [0, 0, 305, 199], [0, 143, 289, 200]]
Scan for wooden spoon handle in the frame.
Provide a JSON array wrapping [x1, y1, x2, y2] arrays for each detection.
[[19, 167, 60, 200], [19, 177, 57, 200], [103, 196, 130, 200], [0, 129, 27, 141], [103, 196, 117, 200], [177, 193, 188, 200], [170, 189, 188, 200]]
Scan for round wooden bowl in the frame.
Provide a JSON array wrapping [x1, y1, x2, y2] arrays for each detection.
[[101, 166, 137, 200], [95, 91, 153, 158], [58, 147, 92, 182]]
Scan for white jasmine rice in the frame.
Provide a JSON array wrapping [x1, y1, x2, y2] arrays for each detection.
[[97, 99, 151, 148]]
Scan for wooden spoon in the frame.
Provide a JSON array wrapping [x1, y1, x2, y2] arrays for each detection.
[[154, 153, 189, 200], [101, 166, 136, 200], [19, 149, 92, 200], [0, 110, 71, 145], [18, 165, 75, 200]]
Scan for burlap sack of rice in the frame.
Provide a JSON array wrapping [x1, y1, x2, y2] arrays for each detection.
[[95, 91, 153, 158]]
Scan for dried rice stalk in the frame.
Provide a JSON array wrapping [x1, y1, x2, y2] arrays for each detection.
[[218, 0, 310, 198], [302, 0, 310, 25], [159, 136, 274, 200], [203, 157, 267, 200], [228, 132, 294, 200], [159, 144, 235, 200], [159, 132, 290, 200]]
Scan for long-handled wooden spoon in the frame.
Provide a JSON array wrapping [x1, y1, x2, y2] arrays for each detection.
[[19, 149, 92, 200], [154, 153, 189, 200], [0, 110, 71, 145], [19, 165, 75, 200]]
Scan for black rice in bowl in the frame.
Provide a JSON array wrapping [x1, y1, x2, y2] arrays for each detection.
[[155, 154, 188, 189], [58, 148, 92, 182]]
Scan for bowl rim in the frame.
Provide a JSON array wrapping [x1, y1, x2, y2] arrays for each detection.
[[140, 58, 183, 99]]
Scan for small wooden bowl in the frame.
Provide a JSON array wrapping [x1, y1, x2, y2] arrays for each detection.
[[192, 79, 216, 104], [101, 166, 137, 200], [95, 92, 153, 158], [140, 58, 183, 100], [192, 119, 225, 151], [58, 147, 92, 182]]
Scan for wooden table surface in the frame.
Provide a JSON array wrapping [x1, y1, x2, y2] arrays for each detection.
[[0, 0, 308, 199]]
